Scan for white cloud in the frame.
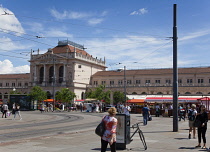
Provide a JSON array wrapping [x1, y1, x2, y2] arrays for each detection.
[[50, 9, 91, 20], [85, 35, 172, 69], [0, 37, 30, 51], [130, 8, 148, 15], [0, 6, 24, 35], [0, 59, 30, 74], [179, 30, 210, 41], [88, 18, 104, 25], [50, 8, 105, 25], [43, 28, 73, 38]]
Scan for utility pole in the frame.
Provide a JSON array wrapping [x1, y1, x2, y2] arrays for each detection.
[[52, 56, 55, 111], [124, 66, 127, 103], [173, 4, 178, 132]]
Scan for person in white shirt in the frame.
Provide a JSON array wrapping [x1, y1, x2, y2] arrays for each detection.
[[122, 103, 131, 116], [2, 103, 8, 118]]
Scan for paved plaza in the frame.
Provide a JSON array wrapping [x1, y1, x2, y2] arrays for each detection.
[[0, 111, 210, 152]]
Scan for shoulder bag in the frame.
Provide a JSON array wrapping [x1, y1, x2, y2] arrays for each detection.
[[95, 116, 106, 137]]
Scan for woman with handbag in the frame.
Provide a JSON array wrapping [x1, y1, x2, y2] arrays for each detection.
[[101, 107, 117, 152], [195, 105, 208, 149]]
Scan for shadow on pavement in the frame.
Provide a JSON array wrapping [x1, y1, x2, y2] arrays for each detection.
[[174, 137, 188, 140]]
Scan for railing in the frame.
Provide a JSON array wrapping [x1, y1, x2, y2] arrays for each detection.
[[87, 83, 210, 88]]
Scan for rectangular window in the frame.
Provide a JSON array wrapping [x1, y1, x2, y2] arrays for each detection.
[[127, 80, 132, 84], [12, 83, 15, 87], [25, 83, 28, 86], [155, 80, 160, 84], [78, 65, 82, 68], [166, 79, 171, 84], [110, 81, 114, 85], [178, 79, 182, 84], [18, 83, 22, 87], [198, 79, 204, 83], [101, 81, 106, 85], [145, 80, 150, 84], [6, 83, 9, 87], [0, 83, 2, 87], [136, 80, 141, 84], [93, 81, 98, 85], [118, 80, 123, 85], [187, 79, 193, 84]]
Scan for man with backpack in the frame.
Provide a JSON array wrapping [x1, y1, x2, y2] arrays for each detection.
[[188, 104, 197, 139]]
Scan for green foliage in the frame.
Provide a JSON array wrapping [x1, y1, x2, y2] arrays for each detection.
[[113, 91, 125, 104], [55, 88, 76, 104], [28, 86, 47, 102], [86, 85, 110, 103], [10, 90, 21, 95]]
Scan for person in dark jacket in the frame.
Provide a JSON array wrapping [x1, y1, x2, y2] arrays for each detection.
[[195, 105, 208, 149]]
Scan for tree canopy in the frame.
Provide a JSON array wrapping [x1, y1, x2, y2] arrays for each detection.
[[86, 85, 111, 103], [55, 88, 76, 104], [28, 86, 47, 102]]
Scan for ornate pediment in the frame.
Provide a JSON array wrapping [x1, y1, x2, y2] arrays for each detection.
[[30, 53, 67, 64]]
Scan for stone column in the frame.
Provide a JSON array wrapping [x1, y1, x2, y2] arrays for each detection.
[[43, 64, 46, 86]]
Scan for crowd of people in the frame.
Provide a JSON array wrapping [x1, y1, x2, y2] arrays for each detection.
[[0, 102, 22, 120]]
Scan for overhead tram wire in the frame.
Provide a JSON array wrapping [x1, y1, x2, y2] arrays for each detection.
[[135, 40, 173, 62], [0, 30, 54, 48], [14, 14, 167, 39], [0, 51, 28, 59], [0, 27, 43, 39]]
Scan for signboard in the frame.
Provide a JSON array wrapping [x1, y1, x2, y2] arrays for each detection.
[[116, 114, 126, 143]]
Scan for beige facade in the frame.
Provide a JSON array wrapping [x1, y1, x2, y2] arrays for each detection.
[[0, 40, 106, 101], [89, 67, 210, 96], [1, 40, 210, 102], [29, 40, 106, 100]]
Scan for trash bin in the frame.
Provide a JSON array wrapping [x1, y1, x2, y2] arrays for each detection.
[[115, 114, 130, 150]]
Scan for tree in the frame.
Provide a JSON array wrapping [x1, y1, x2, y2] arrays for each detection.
[[55, 88, 76, 105], [86, 85, 111, 104], [113, 91, 125, 104], [28, 86, 47, 102]]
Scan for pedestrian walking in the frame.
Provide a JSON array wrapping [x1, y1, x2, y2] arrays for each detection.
[[155, 103, 160, 117], [2, 103, 8, 118], [142, 104, 150, 125], [101, 107, 118, 152], [13, 104, 22, 120], [188, 104, 197, 139], [195, 105, 208, 149]]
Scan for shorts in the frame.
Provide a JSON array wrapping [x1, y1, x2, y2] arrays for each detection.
[[189, 120, 194, 127]]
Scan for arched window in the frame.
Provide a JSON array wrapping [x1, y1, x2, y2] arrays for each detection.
[[132, 92, 137, 94], [196, 92, 202, 94], [39, 67, 44, 84], [141, 92, 147, 95], [59, 66, 64, 83], [49, 66, 54, 83], [47, 91, 51, 99], [81, 92, 85, 99], [185, 92, 191, 94]]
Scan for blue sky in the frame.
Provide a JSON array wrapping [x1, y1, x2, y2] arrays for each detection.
[[0, 0, 210, 73]]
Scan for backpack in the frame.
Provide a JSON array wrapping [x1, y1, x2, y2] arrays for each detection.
[[188, 110, 195, 121]]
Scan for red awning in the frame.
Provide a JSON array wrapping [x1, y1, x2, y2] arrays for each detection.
[[127, 99, 145, 103], [43, 99, 55, 102], [145, 97, 200, 103]]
